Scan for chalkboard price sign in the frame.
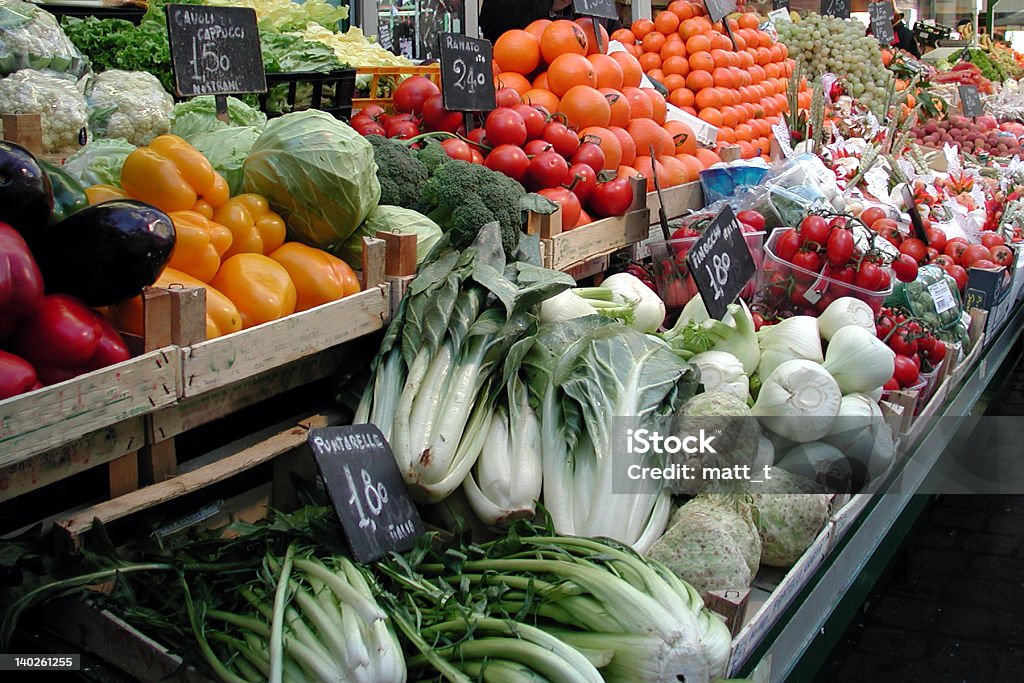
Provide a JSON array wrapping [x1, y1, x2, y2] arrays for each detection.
[[685, 205, 756, 321], [820, 0, 850, 20], [704, 0, 736, 24], [439, 32, 496, 112], [573, 0, 617, 20], [307, 425, 425, 563], [868, 1, 894, 46], [166, 5, 266, 98], [959, 84, 984, 117]]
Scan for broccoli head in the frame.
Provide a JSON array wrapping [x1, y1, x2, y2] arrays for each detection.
[[366, 135, 428, 209], [417, 160, 526, 257], [414, 140, 452, 175]]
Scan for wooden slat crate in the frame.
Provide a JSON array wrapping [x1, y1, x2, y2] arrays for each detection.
[[353, 65, 441, 112]]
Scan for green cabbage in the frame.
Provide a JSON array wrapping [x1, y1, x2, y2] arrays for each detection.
[[61, 138, 135, 187], [243, 110, 380, 248], [169, 95, 267, 140], [189, 126, 261, 196], [333, 205, 442, 269]]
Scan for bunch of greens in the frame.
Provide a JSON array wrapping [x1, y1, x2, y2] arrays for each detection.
[[207, 0, 348, 33]]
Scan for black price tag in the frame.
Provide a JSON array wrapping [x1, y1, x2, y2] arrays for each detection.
[[685, 205, 756, 321], [869, 1, 894, 46], [902, 185, 929, 242], [704, 0, 736, 24], [958, 84, 984, 117], [307, 425, 425, 563], [820, 0, 850, 20], [439, 32, 497, 112], [772, 0, 789, 11], [166, 5, 266, 97], [572, 0, 617, 20]]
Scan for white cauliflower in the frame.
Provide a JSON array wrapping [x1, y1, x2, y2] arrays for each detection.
[[86, 70, 174, 145], [0, 0, 87, 77], [0, 69, 89, 154]]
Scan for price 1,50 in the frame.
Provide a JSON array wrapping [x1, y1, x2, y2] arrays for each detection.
[[344, 464, 389, 532], [452, 58, 487, 93], [191, 39, 230, 75]]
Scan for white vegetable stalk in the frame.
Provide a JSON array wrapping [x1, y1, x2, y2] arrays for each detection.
[[775, 441, 853, 492], [756, 315, 823, 380], [690, 350, 750, 402], [817, 297, 876, 341], [822, 325, 895, 394], [601, 273, 666, 333], [539, 287, 637, 327], [822, 393, 895, 489], [752, 359, 842, 442]]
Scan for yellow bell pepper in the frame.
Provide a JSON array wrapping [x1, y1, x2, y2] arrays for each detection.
[[213, 194, 287, 258], [192, 199, 215, 219], [167, 211, 234, 282], [210, 254, 297, 329], [269, 242, 362, 312], [120, 135, 229, 214], [86, 184, 128, 205], [117, 268, 243, 340]]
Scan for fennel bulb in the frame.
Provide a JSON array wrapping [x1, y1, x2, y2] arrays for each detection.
[[775, 442, 853, 493], [756, 316, 823, 380], [822, 393, 895, 490], [822, 325, 895, 394], [601, 272, 666, 333], [754, 435, 775, 469], [661, 300, 760, 374], [690, 350, 750, 402], [817, 297, 875, 341], [751, 359, 842, 442]]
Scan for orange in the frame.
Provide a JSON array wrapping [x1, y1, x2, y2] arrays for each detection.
[[525, 19, 551, 42], [738, 12, 760, 30], [654, 11, 681, 34], [494, 30, 541, 75], [623, 43, 640, 57], [541, 20, 588, 63], [632, 19, 656, 39], [608, 126, 636, 166], [737, 141, 756, 159], [688, 51, 714, 72], [576, 17, 610, 56], [547, 53, 597, 96], [698, 107, 723, 127], [710, 48, 731, 69], [611, 28, 636, 44], [588, 54, 625, 90], [561, 86, 612, 130], [765, 62, 781, 79], [694, 147, 722, 168], [641, 31, 667, 54], [627, 118, 675, 157], [660, 40, 687, 61], [663, 55, 690, 77], [681, 105, 697, 116], [686, 70, 714, 91], [779, 43, 789, 60], [533, 72, 549, 90], [720, 105, 740, 128], [639, 52, 663, 72], [675, 153, 704, 182], [770, 44, 784, 62], [643, 88, 667, 124], [694, 86, 721, 110], [679, 19, 703, 40], [617, 165, 643, 181], [758, 31, 773, 48], [712, 67, 733, 88], [690, 1, 707, 17], [497, 72, 532, 96], [602, 88, 632, 127], [711, 32, 732, 51], [732, 33, 747, 51], [658, 155, 688, 187], [664, 120, 698, 155], [610, 51, 643, 88], [756, 47, 772, 65], [668, 1, 693, 20], [685, 34, 711, 55], [578, 126, 622, 169], [663, 73, 686, 91], [669, 87, 695, 108], [632, 156, 672, 192], [717, 126, 735, 143], [523, 88, 559, 113], [734, 122, 754, 142], [737, 50, 755, 69], [622, 86, 654, 119], [647, 69, 666, 83]]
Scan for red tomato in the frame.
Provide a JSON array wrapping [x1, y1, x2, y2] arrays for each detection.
[[925, 247, 940, 263], [542, 122, 580, 157], [564, 163, 597, 202], [469, 148, 485, 164], [873, 219, 902, 245], [485, 108, 528, 147], [925, 228, 947, 252], [799, 215, 830, 246], [888, 328, 918, 356], [524, 139, 554, 156], [467, 127, 488, 146], [495, 87, 523, 108], [855, 261, 885, 291], [876, 314, 895, 338], [588, 177, 633, 217], [831, 265, 856, 297], [860, 206, 887, 228], [884, 378, 900, 391], [892, 254, 919, 283], [991, 244, 1015, 268], [526, 150, 570, 190], [440, 138, 474, 162], [539, 187, 582, 230], [421, 94, 462, 133], [387, 121, 420, 139], [980, 232, 1006, 249], [931, 254, 954, 268], [960, 244, 994, 269], [892, 354, 920, 388], [944, 238, 968, 262], [775, 229, 802, 263], [393, 76, 441, 114], [826, 229, 854, 266], [928, 340, 947, 364], [792, 250, 822, 280], [513, 104, 548, 141], [352, 120, 386, 137], [944, 264, 968, 291], [899, 238, 928, 264], [971, 259, 998, 270], [358, 104, 386, 119], [485, 144, 530, 182], [737, 210, 766, 231], [571, 142, 606, 174]]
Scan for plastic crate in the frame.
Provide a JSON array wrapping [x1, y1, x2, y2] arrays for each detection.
[[353, 65, 441, 112], [259, 68, 356, 120]]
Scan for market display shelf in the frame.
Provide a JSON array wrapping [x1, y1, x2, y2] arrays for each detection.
[[727, 301, 1024, 681]]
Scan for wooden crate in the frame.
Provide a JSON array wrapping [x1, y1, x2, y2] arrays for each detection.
[[353, 65, 441, 112], [528, 176, 649, 274]]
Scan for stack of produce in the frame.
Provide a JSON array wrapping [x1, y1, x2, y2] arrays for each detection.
[[911, 114, 1024, 157]]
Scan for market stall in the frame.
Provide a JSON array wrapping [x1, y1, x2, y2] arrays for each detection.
[[2, 1, 1024, 682]]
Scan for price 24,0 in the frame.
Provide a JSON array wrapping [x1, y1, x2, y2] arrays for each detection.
[[452, 57, 488, 93]]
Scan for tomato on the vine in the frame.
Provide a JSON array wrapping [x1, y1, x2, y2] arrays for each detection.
[[467, 127, 488, 146], [513, 104, 547, 141], [421, 94, 462, 133], [440, 138, 474, 162], [485, 108, 528, 147], [888, 329, 918, 356], [526, 150, 569, 191], [892, 254, 920, 283], [588, 177, 633, 217], [892, 354, 920, 388], [542, 121, 580, 157], [538, 187, 582, 230], [799, 215, 829, 246], [925, 228, 947, 252], [928, 339, 947, 364], [876, 314, 895, 338], [387, 121, 420, 139], [854, 261, 885, 291], [991, 245, 1014, 268], [751, 312, 765, 331], [790, 282, 811, 305], [564, 163, 597, 202], [831, 265, 856, 297], [776, 229, 802, 263], [860, 206, 887, 228], [826, 229, 854, 266], [737, 210, 765, 231], [792, 250, 822, 279]]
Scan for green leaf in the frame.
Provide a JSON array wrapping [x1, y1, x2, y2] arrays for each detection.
[[519, 193, 559, 215]]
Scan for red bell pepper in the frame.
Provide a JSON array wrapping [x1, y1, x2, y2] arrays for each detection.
[[0, 221, 44, 338], [9, 294, 131, 385], [0, 349, 41, 399]]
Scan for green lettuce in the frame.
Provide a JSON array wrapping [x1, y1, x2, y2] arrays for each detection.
[[189, 126, 262, 196], [61, 138, 136, 187]]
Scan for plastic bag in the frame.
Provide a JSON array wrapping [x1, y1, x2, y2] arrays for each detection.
[[85, 70, 173, 146], [886, 265, 969, 346], [0, 0, 87, 78], [0, 69, 89, 154]]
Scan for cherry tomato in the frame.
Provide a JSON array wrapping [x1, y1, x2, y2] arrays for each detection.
[[928, 339, 947, 364], [855, 261, 885, 291], [485, 144, 530, 182], [421, 94, 462, 133], [588, 177, 633, 217], [792, 250, 822, 280], [542, 122, 580, 157], [831, 265, 856, 297], [799, 215, 830, 246], [526, 150, 570, 190], [513, 104, 547, 141], [876, 269, 892, 290], [775, 229, 802, 263], [393, 76, 441, 114], [538, 187, 582, 230], [826, 229, 855, 266], [564, 163, 597, 202], [991, 244, 1015, 267], [790, 282, 811, 305], [485, 108, 528, 147], [960, 244, 994, 269], [571, 142, 606, 174], [440, 138, 474, 162], [943, 264, 968, 291], [467, 127, 488, 147], [876, 314, 895, 338], [663, 277, 689, 308], [892, 354, 920, 388], [944, 239, 968, 262], [737, 210, 766, 231], [828, 216, 848, 231], [874, 219, 902, 246], [860, 206, 887, 228], [892, 254, 920, 283], [981, 232, 1006, 249], [925, 228, 947, 252]]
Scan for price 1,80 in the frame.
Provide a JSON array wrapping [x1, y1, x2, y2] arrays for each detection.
[[191, 39, 230, 75], [344, 464, 389, 532], [704, 252, 732, 301], [452, 58, 487, 93]]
